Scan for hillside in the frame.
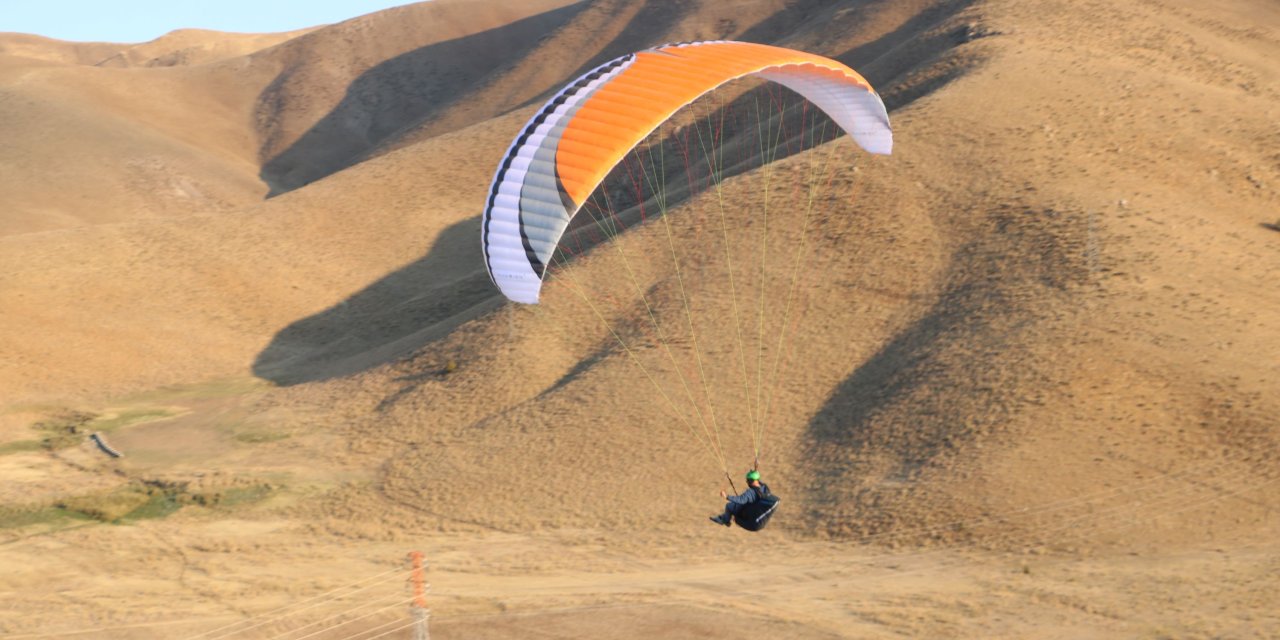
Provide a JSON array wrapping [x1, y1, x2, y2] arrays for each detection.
[[0, 0, 1277, 638]]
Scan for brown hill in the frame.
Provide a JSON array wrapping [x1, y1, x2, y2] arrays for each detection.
[[0, 28, 311, 67], [0, 0, 1277, 637], [0, 0, 585, 234], [95, 28, 316, 68], [0, 32, 126, 65]]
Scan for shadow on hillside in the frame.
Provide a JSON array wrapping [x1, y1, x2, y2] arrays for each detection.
[[259, 0, 703, 197], [252, 217, 497, 385], [506, 0, 698, 113], [258, 1, 593, 196], [800, 277, 987, 476], [796, 207, 1090, 537], [837, 0, 980, 107]]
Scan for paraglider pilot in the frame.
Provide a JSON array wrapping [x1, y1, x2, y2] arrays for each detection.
[[710, 470, 771, 526]]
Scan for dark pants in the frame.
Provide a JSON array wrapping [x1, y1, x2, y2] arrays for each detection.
[[719, 501, 743, 519]]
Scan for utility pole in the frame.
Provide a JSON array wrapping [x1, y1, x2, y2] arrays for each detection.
[[408, 551, 430, 640]]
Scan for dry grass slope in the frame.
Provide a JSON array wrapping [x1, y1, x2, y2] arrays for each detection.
[[0, 0, 1277, 637]]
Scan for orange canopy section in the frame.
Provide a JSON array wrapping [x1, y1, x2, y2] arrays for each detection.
[[554, 41, 881, 205]]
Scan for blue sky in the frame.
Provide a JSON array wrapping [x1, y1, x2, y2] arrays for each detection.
[[1, 1, 419, 43]]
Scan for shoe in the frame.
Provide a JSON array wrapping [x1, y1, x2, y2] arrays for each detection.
[[709, 514, 731, 526]]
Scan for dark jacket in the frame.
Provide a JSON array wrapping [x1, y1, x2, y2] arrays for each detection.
[[727, 482, 771, 507]]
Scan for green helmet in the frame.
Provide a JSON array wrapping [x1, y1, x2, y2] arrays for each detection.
[[746, 470, 761, 482]]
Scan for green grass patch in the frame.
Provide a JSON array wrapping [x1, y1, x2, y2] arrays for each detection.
[[55, 480, 279, 524], [90, 408, 175, 432], [233, 429, 291, 444], [0, 439, 42, 456], [31, 411, 97, 451], [174, 482, 277, 511], [54, 482, 187, 523], [56, 485, 154, 522], [10, 407, 177, 455], [218, 484, 276, 508], [124, 378, 271, 404], [123, 491, 184, 521], [0, 504, 94, 531], [4, 479, 279, 531]]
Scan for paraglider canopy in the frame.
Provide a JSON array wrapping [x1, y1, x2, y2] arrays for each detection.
[[481, 40, 892, 305]]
